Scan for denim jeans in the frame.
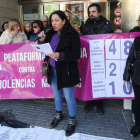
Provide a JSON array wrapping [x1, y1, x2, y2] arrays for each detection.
[[51, 68, 76, 117]]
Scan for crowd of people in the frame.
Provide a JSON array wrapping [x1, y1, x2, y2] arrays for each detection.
[[0, 11, 81, 44], [0, 3, 140, 138]]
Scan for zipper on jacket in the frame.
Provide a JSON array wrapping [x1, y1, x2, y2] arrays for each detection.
[[67, 62, 69, 76], [66, 46, 69, 76]]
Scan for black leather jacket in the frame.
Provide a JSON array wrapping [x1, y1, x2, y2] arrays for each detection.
[[82, 15, 114, 35], [129, 26, 140, 32], [123, 36, 140, 85]]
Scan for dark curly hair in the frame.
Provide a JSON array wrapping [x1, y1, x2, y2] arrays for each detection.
[[87, 3, 101, 16], [32, 20, 44, 32], [2, 22, 8, 31]]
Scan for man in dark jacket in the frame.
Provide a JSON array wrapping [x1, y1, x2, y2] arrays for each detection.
[[82, 3, 114, 35], [82, 3, 122, 115], [42, 15, 49, 32]]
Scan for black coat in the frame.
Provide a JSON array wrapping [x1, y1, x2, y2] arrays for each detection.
[[129, 26, 140, 32], [123, 36, 140, 85], [82, 15, 114, 35], [42, 28, 81, 90]]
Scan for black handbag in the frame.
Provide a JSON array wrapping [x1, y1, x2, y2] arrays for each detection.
[[41, 58, 50, 76], [40, 36, 60, 76]]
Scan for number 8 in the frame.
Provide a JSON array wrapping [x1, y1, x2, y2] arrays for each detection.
[[124, 40, 132, 55]]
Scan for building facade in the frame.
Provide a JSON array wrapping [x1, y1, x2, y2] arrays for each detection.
[[0, 0, 18, 31], [18, 0, 123, 31], [0, 0, 140, 32]]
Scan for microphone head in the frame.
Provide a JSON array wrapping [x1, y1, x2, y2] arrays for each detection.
[[44, 27, 53, 34]]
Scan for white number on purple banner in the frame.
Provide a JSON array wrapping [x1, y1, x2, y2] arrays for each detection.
[[121, 39, 134, 59], [106, 60, 121, 79], [105, 39, 121, 59]]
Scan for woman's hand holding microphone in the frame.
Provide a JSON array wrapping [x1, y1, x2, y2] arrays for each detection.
[[38, 31, 46, 42]]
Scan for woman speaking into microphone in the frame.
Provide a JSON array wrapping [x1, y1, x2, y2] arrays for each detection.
[[38, 10, 81, 136]]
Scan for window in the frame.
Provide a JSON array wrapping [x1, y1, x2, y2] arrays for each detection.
[[23, 6, 38, 21], [44, 5, 59, 17], [66, 3, 84, 26]]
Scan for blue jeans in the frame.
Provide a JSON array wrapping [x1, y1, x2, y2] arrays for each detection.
[[51, 68, 76, 117]]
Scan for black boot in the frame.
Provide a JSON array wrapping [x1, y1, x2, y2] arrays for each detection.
[[0, 116, 4, 122], [65, 116, 77, 136], [83, 101, 94, 113], [50, 111, 63, 128], [130, 125, 140, 137], [96, 105, 104, 115], [96, 100, 104, 115]]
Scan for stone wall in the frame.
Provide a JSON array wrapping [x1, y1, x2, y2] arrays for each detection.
[[0, 0, 18, 31]]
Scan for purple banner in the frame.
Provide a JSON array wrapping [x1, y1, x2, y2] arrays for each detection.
[[0, 32, 140, 100]]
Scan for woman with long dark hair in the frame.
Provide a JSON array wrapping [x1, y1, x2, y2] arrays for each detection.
[[38, 10, 80, 136], [29, 20, 44, 41], [0, 22, 8, 36], [123, 36, 140, 137]]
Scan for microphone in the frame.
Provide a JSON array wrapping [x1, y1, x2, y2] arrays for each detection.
[[34, 27, 53, 42]]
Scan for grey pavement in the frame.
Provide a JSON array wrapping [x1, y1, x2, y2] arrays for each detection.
[[0, 99, 139, 140]]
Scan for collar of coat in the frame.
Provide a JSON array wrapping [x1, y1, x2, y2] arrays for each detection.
[[32, 31, 41, 35], [86, 15, 107, 24], [55, 28, 76, 52], [61, 27, 75, 35]]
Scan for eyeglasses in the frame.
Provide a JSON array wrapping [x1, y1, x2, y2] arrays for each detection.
[[33, 26, 38, 28], [137, 20, 140, 22]]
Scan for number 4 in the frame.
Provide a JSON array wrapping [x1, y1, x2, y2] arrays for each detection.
[[109, 40, 116, 54]]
